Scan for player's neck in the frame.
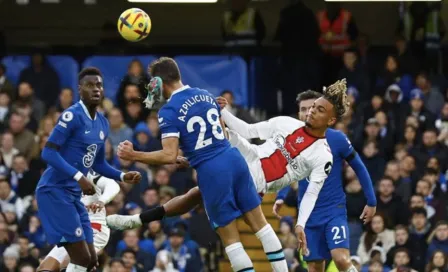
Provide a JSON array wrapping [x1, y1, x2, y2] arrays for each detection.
[[166, 81, 184, 99], [81, 99, 97, 119], [304, 126, 326, 138]]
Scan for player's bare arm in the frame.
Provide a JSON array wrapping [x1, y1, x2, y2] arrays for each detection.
[[117, 137, 179, 165]]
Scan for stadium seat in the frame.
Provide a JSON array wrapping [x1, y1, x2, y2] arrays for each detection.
[[174, 55, 249, 107], [1, 55, 79, 101], [47, 55, 79, 101], [82, 55, 157, 103], [1, 55, 30, 85], [262, 203, 296, 218]]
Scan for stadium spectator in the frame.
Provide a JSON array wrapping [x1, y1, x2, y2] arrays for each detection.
[[389, 248, 417, 272], [117, 229, 156, 271], [55, 87, 74, 112], [375, 54, 413, 99], [427, 221, 448, 261], [16, 82, 45, 122], [338, 48, 370, 101], [0, 64, 14, 100], [108, 107, 133, 151], [357, 213, 395, 264], [144, 221, 167, 251], [163, 228, 203, 272], [425, 249, 447, 272], [17, 235, 39, 268], [394, 34, 418, 76], [7, 112, 35, 161], [408, 207, 432, 271], [0, 179, 25, 221], [117, 59, 151, 111], [376, 177, 409, 227], [360, 140, 385, 184], [18, 53, 60, 107], [345, 177, 365, 255], [9, 154, 39, 198], [1, 245, 20, 272], [121, 248, 144, 272], [133, 121, 162, 153], [386, 225, 413, 267], [1, 131, 18, 169]]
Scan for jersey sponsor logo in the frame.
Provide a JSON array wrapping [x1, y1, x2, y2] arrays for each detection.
[[62, 111, 73, 122], [58, 121, 67, 128], [261, 127, 319, 183], [83, 144, 98, 168], [324, 161, 332, 175]]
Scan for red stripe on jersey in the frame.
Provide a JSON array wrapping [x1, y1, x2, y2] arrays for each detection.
[[91, 222, 102, 232], [260, 127, 319, 183]]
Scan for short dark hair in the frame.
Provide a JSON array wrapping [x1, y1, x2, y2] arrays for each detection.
[[221, 90, 234, 97], [380, 176, 394, 185], [78, 67, 102, 82], [296, 90, 322, 104], [121, 248, 137, 258], [411, 207, 427, 217], [393, 247, 411, 257], [148, 57, 181, 84]]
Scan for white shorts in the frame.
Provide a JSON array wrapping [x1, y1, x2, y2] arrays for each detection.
[[46, 223, 110, 263]]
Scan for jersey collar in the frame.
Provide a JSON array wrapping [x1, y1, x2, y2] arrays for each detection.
[[79, 100, 97, 120], [168, 85, 190, 102]]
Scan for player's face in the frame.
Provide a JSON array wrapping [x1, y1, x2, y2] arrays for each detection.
[[297, 99, 315, 122], [305, 97, 336, 129], [79, 75, 104, 106]]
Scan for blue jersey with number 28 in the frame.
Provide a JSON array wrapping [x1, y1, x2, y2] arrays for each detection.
[[158, 86, 231, 167]]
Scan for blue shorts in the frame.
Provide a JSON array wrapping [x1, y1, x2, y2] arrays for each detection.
[[196, 147, 261, 229], [36, 187, 93, 246], [304, 215, 350, 262]]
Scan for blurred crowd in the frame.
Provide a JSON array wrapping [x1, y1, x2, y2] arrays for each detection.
[[0, 0, 447, 272]]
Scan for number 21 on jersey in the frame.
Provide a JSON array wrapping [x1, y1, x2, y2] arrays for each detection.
[[187, 108, 224, 150]]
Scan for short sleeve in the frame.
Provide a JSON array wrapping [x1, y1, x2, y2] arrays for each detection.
[[158, 107, 180, 139], [308, 143, 333, 184], [48, 110, 78, 146]]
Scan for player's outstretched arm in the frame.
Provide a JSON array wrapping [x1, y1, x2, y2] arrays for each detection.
[[92, 145, 126, 181], [96, 177, 121, 205], [118, 138, 179, 165]]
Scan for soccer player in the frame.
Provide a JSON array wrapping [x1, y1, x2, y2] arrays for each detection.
[[115, 57, 288, 272], [38, 171, 120, 272], [273, 90, 377, 272], [36, 67, 142, 272]]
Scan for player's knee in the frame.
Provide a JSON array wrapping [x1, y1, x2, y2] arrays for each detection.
[[332, 252, 351, 269], [71, 251, 91, 267]]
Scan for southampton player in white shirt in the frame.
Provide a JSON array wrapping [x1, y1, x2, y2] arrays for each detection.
[[108, 79, 351, 255], [37, 171, 120, 272]]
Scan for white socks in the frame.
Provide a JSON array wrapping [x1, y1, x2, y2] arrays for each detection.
[[255, 224, 288, 272], [66, 263, 87, 272], [342, 265, 358, 272], [225, 242, 254, 272]]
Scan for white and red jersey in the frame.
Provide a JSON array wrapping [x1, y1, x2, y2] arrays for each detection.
[[223, 112, 333, 195], [82, 172, 120, 226]]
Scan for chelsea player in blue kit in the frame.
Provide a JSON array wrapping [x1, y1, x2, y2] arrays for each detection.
[[36, 67, 142, 272], [115, 57, 288, 272], [273, 90, 377, 272]]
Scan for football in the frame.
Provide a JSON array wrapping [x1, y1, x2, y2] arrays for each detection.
[[117, 8, 152, 42]]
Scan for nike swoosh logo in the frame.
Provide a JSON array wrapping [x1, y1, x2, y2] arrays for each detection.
[[334, 240, 345, 244], [85, 131, 90, 134]]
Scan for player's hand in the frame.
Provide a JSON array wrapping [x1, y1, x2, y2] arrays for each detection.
[[117, 140, 135, 161], [360, 205, 376, 224], [295, 225, 309, 257], [86, 201, 105, 213], [216, 96, 228, 109], [272, 199, 284, 219], [79, 176, 95, 195], [123, 171, 142, 184], [176, 156, 190, 169]]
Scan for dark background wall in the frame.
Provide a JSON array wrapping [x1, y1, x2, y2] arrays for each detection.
[[1, 0, 447, 47]]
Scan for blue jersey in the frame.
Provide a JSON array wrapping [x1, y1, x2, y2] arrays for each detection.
[[158, 86, 231, 167], [298, 128, 353, 227], [37, 101, 110, 195]]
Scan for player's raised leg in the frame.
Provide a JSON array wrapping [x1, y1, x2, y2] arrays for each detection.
[[326, 216, 356, 271], [107, 187, 202, 230]]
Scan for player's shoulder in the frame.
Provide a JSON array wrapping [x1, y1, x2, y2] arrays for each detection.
[[311, 138, 333, 159], [326, 128, 352, 148], [57, 103, 82, 126], [270, 116, 303, 130]]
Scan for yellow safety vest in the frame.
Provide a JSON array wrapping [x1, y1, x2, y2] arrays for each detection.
[[222, 8, 256, 46], [300, 254, 338, 272], [403, 10, 440, 49]]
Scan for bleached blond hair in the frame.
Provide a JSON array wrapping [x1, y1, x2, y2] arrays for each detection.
[[322, 78, 350, 119]]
